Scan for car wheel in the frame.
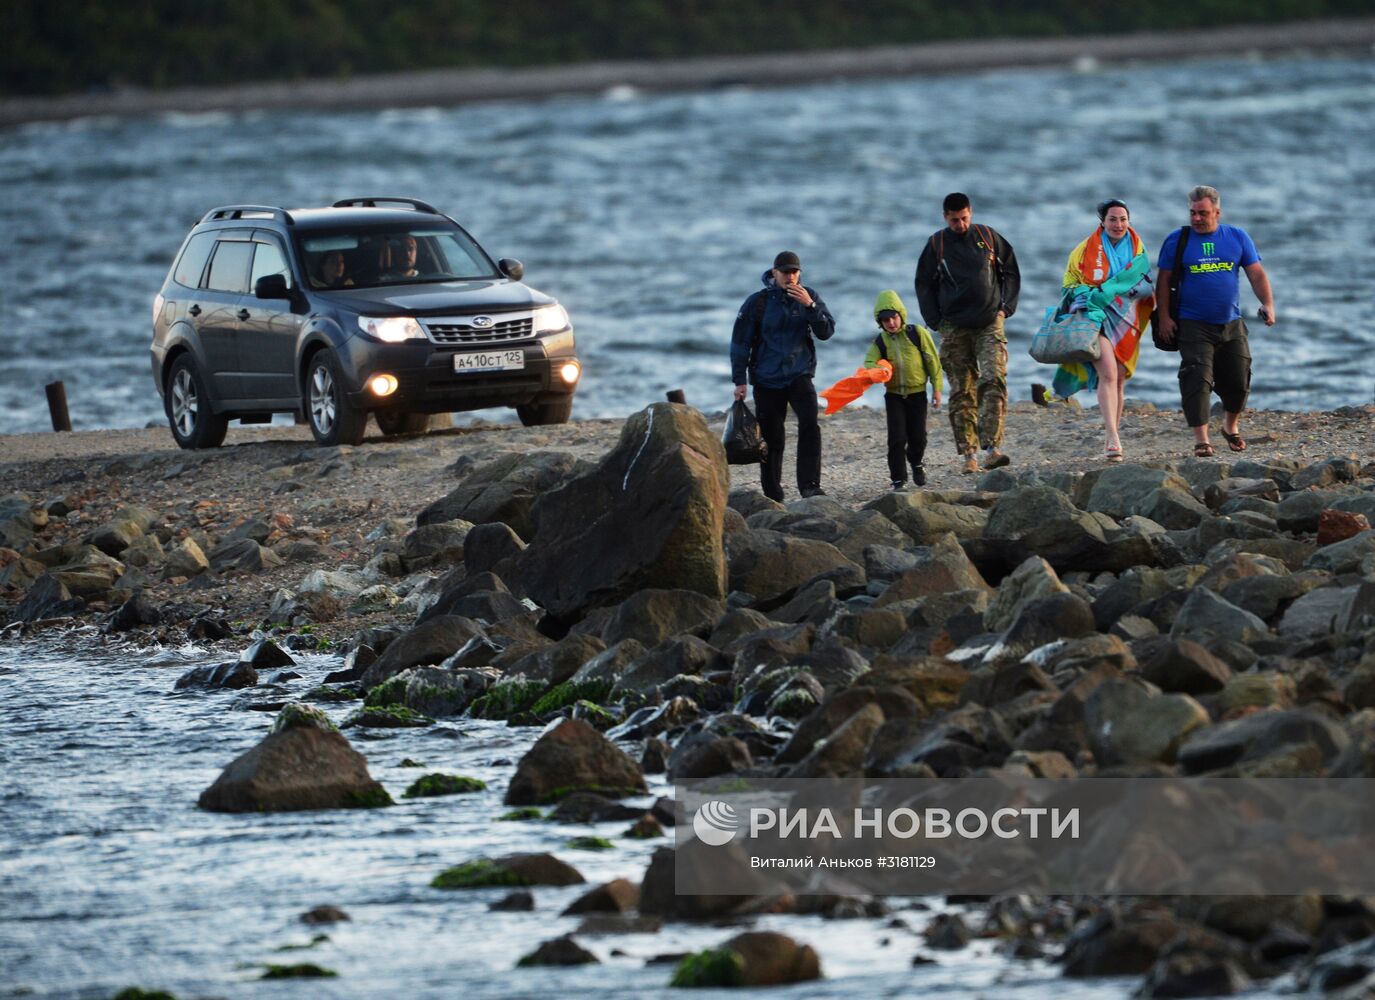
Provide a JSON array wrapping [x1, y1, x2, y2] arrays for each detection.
[[304, 351, 366, 446], [516, 396, 574, 427], [165, 354, 228, 449], [375, 409, 430, 436]]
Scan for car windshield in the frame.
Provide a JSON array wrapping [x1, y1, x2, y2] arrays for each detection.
[[300, 226, 498, 290]]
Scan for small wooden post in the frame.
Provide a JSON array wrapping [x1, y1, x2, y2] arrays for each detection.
[[45, 381, 72, 432], [666, 389, 687, 404]]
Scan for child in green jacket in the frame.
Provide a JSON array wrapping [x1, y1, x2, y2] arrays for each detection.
[[864, 290, 943, 489]]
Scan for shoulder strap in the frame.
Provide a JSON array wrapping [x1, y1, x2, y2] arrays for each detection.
[[874, 333, 887, 361], [752, 290, 767, 326], [904, 325, 922, 351], [1168, 226, 1189, 320]]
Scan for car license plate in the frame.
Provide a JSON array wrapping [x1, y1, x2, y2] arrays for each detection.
[[452, 349, 524, 373]]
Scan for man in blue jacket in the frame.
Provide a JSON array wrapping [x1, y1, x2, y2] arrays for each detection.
[[731, 250, 836, 502]]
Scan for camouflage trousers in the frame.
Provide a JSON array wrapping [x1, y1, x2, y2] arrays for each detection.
[[938, 316, 1008, 453]]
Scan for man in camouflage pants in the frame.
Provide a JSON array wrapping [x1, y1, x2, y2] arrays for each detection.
[[915, 192, 1021, 474]]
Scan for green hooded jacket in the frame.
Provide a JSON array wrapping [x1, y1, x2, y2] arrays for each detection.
[[863, 290, 944, 396]]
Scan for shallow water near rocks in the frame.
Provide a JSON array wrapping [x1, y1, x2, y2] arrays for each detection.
[[0, 634, 1265, 999]]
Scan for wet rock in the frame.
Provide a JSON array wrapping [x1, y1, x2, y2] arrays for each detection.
[[1140, 947, 1251, 997], [505, 632, 607, 686], [300, 905, 350, 925], [490, 890, 535, 912], [562, 879, 640, 916], [198, 704, 390, 812], [983, 556, 1069, 632], [607, 697, 700, 741], [1177, 709, 1349, 775], [208, 537, 283, 574], [789, 702, 884, 779], [1062, 913, 1192, 977], [567, 638, 648, 687], [515, 405, 728, 620], [175, 660, 258, 690], [418, 450, 586, 540], [668, 735, 753, 781], [600, 589, 725, 647], [505, 718, 647, 805], [1169, 588, 1268, 645], [240, 638, 294, 670], [923, 913, 972, 950], [435, 852, 584, 889], [1317, 509, 1371, 547], [1138, 639, 1232, 695], [642, 737, 670, 773], [109, 590, 161, 632], [360, 615, 486, 687], [548, 792, 645, 824], [187, 614, 233, 642], [671, 932, 821, 987], [613, 635, 720, 696], [639, 843, 785, 921], [727, 529, 861, 605]]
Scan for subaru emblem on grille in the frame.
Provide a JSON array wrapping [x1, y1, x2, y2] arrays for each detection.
[[471, 316, 495, 328]]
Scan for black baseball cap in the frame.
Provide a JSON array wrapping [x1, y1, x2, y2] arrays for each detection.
[[773, 250, 801, 272]]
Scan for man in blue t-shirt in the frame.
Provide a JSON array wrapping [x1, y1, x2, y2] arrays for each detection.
[[1155, 185, 1275, 456]]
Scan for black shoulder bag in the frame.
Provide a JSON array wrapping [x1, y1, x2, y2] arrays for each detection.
[[1149, 226, 1190, 352]]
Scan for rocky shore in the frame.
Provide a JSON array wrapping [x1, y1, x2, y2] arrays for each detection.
[[4, 397, 1375, 996]]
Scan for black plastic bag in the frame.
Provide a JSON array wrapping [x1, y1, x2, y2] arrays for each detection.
[[722, 399, 767, 465]]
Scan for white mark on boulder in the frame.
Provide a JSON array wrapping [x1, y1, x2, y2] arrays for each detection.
[[622, 407, 655, 491]]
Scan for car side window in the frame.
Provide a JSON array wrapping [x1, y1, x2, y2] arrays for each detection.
[[173, 232, 217, 289], [205, 241, 253, 294], [250, 241, 292, 290]]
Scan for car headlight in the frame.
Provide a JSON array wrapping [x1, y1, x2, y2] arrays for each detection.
[[532, 304, 570, 334], [358, 316, 426, 342]]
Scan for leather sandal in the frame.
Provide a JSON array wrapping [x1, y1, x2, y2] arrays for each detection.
[[1220, 430, 1247, 452], [1193, 441, 1215, 458]]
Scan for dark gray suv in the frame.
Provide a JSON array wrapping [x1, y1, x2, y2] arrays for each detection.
[[150, 197, 580, 448]]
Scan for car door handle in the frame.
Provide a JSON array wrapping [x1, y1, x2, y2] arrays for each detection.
[[237, 309, 251, 321], [188, 304, 201, 317]]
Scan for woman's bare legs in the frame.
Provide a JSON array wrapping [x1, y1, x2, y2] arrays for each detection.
[[1092, 335, 1121, 452]]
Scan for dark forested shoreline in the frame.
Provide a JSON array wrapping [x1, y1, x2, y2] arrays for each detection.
[[4, 1, 1371, 98]]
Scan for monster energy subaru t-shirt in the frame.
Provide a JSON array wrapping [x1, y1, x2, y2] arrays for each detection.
[[1157, 224, 1261, 324]]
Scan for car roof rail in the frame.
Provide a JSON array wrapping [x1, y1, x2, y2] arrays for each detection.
[[331, 197, 441, 215], [200, 205, 295, 224]]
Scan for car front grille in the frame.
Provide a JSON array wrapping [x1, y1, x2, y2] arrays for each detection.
[[425, 315, 534, 345]]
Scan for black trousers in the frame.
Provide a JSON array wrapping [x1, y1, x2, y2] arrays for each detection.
[[1177, 319, 1252, 427], [753, 375, 820, 501], [883, 392, 928, 482]]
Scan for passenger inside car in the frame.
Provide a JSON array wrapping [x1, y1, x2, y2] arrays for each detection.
[[384, 235, 422, 279], [315, 249, 354, 288]]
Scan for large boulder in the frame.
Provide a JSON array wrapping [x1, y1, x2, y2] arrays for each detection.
[[727, 529, 862, 605], [983, 486, 1111, 571], [1085, 466, 1194, 520], [983, 556, 1069, 632], [198, 704, 391, 812], [416, 451, 586, 540], [504, 718, 647, 805], [1169, 588, 1269, 645], [672, 932, 822, 988], [514, 404, 729, 621], [1177, 709, 1350, 775], [864, 492, 988, 544], [875, 533, 988, 607]]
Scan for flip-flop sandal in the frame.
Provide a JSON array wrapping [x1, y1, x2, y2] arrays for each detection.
[[1193, 442, 1215, 458], [1221, 430, 1247, 452]]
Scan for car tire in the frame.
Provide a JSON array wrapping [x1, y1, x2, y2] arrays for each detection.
[[165, 354, 229, 450], [375, 409, 430, 436], [304, 350, 367, 446], [516, 396, 573, 427]]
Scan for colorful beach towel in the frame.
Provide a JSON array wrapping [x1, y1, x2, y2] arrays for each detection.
[[1050, 226, 1156, 399], [819, 359, 893, 414]]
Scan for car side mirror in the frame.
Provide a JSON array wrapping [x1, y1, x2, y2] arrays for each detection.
[[498, 258, 524, 281], [255, 274, 290, 299]]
